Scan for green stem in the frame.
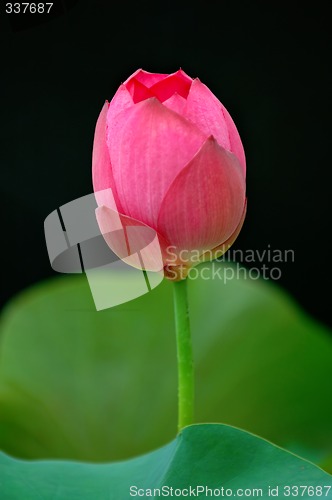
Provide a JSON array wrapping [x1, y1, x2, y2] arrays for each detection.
[[173, 279, 194, 432]]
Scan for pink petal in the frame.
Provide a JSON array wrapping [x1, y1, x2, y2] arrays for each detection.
[[92, 102, 123, 212], [220, 103, 246, 176], [125, 78, 154, 104], [124, 69, 168, 88], [107, 97, 207, 228], [96, 205, 167, 272], [163, 93, 187, 115], [185, 79, 246, 175], [149, 69, 193, 102], [164, 200, 247, 278], [157, 136, 246, 254], [199, 199, 247, 263], [107, 84, 134, 122]]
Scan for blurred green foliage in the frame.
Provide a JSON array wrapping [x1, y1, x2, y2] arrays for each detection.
[[0, 263, 331, 471]]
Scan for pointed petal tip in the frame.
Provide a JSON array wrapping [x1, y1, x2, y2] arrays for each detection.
[[207, 134, 218, 143], [123, 68, 143, 84], [176, 68, 193, 81]]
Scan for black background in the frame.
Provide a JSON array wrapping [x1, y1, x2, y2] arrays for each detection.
[[1, 1, 331, 327]]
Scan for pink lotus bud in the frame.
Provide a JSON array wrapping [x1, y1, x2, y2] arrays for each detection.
[[92, 69, 246, 280]]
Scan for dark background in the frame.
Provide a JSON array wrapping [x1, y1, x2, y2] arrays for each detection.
[[1, 1, 331, 327]]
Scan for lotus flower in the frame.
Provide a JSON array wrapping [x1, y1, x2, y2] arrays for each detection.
[[92, 69, 246, 280]]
